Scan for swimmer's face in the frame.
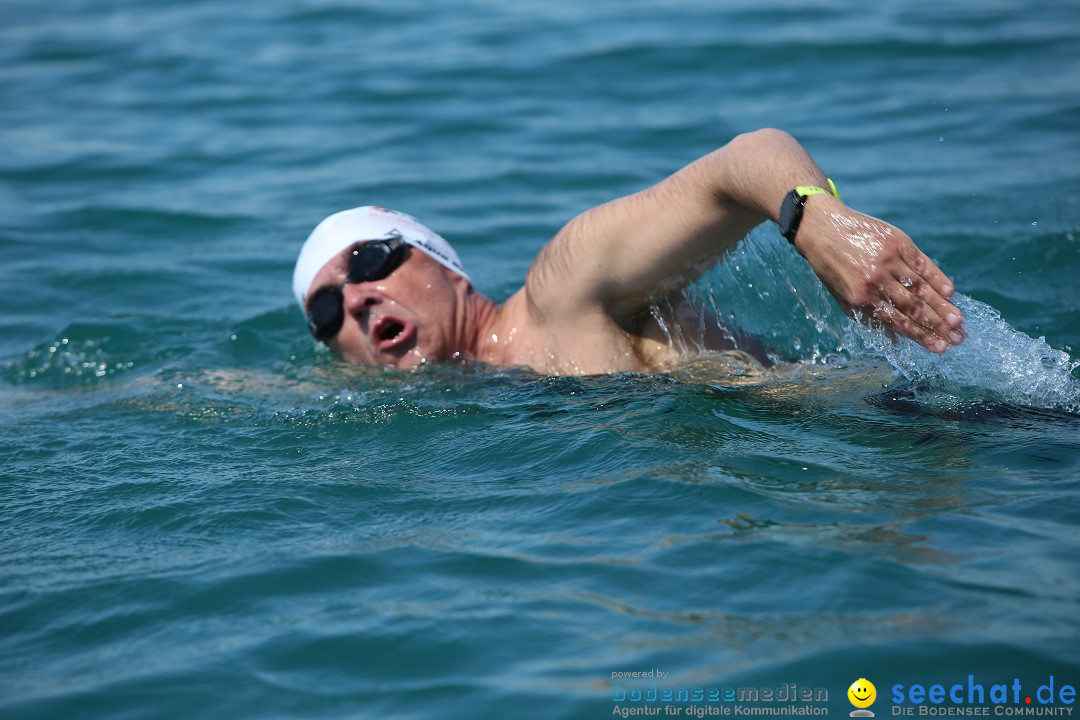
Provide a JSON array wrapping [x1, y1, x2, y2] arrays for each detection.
[[306, 245, 470, 369], [848, 679, 876, 709]]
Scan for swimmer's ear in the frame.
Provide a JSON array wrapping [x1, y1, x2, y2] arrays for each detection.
[[448, 269, 473, 293]]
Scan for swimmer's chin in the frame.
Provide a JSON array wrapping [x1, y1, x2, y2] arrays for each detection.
[[389, 352, 431, 371], [337, 345, 456, 371]]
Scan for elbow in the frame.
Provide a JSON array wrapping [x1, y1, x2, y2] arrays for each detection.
[[728, 128, 798, 153]]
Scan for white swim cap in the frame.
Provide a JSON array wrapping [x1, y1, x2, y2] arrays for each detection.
[[292, 206, 470, 309]]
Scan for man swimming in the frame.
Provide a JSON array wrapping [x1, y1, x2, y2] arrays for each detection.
[[292, 129, 965, 375]]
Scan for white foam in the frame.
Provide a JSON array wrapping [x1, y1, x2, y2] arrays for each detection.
[[846, 292, 1080, 413]]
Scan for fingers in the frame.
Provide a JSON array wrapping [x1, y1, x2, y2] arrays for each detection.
[[866, 300, 945, 353], [890, 280, 964, 337], [858, 244, 960, 352], [899, 245, 964, 328], [864, 279, 961, 353]]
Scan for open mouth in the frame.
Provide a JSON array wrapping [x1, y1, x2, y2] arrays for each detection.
[[377, 319, 404, 341], [371, 315, 415, 352]]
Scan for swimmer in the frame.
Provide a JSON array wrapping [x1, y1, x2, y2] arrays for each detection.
[[292, 129, 965, 374]]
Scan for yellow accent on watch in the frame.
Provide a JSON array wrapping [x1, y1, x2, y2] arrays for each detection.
[[778, 178, 842, 243], [794, 178, 841, 201]]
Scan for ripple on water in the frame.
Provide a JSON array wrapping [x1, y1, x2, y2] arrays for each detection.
[[2, 320, 195, 388]]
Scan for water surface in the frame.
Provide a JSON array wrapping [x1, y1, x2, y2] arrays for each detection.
[[2, 1, 1079, 718]]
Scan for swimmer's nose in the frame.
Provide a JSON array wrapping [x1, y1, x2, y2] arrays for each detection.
[[341, 284, 381, 316]]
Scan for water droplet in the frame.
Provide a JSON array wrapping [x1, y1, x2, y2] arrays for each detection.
[[491, 333, 498, 343], [1031, 221, 1038, 227], [938, 137, 944, 142]]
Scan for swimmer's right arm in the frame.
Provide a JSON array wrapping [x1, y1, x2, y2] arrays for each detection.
[[526, 128, 965, 353]]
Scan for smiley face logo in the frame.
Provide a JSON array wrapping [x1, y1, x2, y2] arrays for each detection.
[[848, 678, 876, 716]]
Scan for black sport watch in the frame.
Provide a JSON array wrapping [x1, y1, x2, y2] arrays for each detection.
[[777, 180, 841, 244]]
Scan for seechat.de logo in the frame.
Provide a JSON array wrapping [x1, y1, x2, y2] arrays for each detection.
[[849, 678, 878, 717]]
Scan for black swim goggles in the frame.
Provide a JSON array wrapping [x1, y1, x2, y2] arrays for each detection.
[[306, 235, 411, 341]]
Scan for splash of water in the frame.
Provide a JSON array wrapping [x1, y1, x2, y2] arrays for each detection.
[[847, 293, 1080, 413], [656, 229, 1080, 413]]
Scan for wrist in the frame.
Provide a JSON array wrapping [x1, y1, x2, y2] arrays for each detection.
[[789, 192, 843, 258], [777, 180, 841, 245]]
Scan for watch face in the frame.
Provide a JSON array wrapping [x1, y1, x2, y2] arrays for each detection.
[[779, 190, 803, 241]]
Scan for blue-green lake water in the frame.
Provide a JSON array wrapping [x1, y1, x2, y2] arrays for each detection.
[[2, 1, 1079, 718]]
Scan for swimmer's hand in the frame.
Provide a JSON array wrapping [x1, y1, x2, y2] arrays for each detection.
[[793, 196, 965, 353]]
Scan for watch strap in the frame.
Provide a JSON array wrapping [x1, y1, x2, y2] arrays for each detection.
[[779, 178, 841, 243]]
